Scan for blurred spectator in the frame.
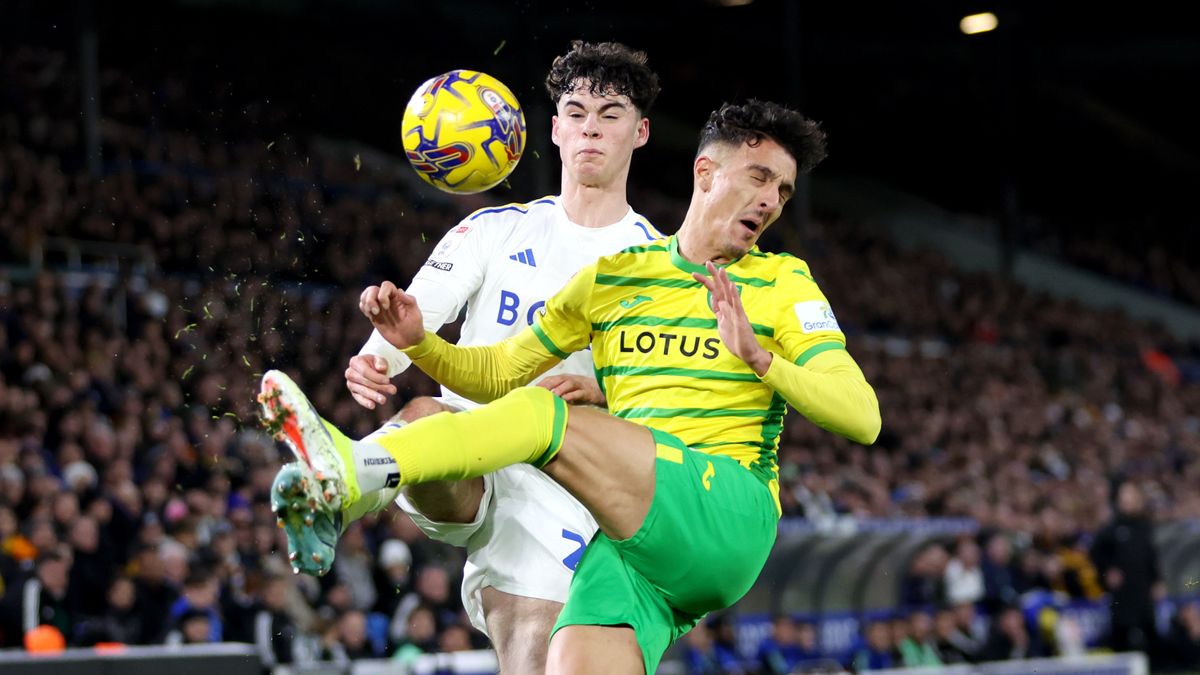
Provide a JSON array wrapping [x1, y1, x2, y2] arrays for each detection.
[[373, 538, 413, 617], [390, 563, 460, 641], [1034, 510, 1103, 601], [252, 574, 299, 668], [980, 532, 1018, 612], [1011, 547, 1048, 596], [897, 609, 941, 667], [168, 569, 223, 642], [851, 619, 895, 671], [978, 605, 1037, 661], [709, 613, 748, 674], [889, 614, 910, 663], [1164, 602, 1200, 670], [336, 610, 374, 660], [438, 624, 473, 653], [391, 604, 439, 664], [332, 521, 377, 612], [682, 619, 745, 675], [755, 614, 820, 674], [953, 602, 987, 654], [319, 581, 357, 617], [75, 576, 142, 645], [1021, 589, 1086, 658], [308, 615, 347, 665], [1090, 481, 1163, 656], [66, 515, 114, 618], [130, 545, 176, 644], [901, 544, 947, 606], [933, 607, 976, 664], [1057, 535, 1103, 600], [0, 551, 73, 647], [944, 537, 985, 606], [167, 607, 216, 645]]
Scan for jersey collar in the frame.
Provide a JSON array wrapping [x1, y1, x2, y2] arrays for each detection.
[[669, 235, 755, 275]]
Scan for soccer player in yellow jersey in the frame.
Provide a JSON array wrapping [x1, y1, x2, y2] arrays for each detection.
[[258, 100, 880, 674]]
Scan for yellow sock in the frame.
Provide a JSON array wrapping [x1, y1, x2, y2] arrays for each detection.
[[372, 387, 569, 485]]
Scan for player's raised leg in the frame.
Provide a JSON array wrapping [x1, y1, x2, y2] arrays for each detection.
[[360, 388, 773, 674], [393, 396, 485, 525], [366, 385, 658, 543], [256, 369, 665, 668], [258, 369, 777, 673]]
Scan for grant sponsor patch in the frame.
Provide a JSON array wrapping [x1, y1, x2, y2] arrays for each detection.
[[794, 300, 841, 333], [423, 259, 453, 272]]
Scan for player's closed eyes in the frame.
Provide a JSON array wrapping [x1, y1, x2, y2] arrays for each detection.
[[568, 113, 621, 120]]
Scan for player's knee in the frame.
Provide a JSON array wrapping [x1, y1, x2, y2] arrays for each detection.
[[547, 625, 644, 675], [497, 642, 550, 675], [494, 614, 554, 658], [399, 396, 446, 423], [402, 478, 484, 524], [496, 627, 550, 674]]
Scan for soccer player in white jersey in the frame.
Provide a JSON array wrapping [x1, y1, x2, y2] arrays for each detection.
[[271, 41, 662, 673]]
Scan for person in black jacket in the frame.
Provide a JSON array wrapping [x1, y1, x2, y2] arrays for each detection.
[[74, 576, 143, 646], [1090, 481, 1163, 658], [0, 550, 73, 646], [65, 515, 114, 620], [252, 574, 298, 669]]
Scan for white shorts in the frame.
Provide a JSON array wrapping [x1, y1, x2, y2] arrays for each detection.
[[394, 399, 598, 636]]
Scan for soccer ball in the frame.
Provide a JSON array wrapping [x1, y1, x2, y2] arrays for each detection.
[[401, 70, 527, 194]]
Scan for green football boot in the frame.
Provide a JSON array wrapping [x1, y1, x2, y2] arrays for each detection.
[[270, 463, 340, 576], [258, 369, 360, 575]]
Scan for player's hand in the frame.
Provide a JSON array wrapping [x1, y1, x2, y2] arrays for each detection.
[[360, 281, 425, 350], [538, 374, 607, 407], [693, 261, 773, 376], [345, 354, 397, 410]]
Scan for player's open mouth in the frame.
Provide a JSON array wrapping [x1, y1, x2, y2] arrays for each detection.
[[739, 219, 760, 235]]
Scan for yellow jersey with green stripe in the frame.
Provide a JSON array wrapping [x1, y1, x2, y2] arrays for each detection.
[[530, 235, 847, 488]]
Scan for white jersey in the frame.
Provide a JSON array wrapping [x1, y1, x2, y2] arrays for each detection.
[[359, 195, 662, 407], [360, 195, 662, 636]]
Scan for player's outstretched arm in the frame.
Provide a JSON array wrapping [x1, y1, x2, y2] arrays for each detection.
[[349, 221, 484, 409], [694, 262, 881, 445], [361, 280, 561, 402]]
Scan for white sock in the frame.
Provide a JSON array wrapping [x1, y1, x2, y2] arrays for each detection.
[[352, 421, 406, 493]]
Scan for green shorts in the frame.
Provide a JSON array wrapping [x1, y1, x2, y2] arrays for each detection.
[[552, 428, 778, 674]]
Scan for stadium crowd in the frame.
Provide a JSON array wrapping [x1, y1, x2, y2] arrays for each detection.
[[3, 44, 1200, 671]]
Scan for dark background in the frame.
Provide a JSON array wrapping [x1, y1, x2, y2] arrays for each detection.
[[4, 0, 1198, 256]]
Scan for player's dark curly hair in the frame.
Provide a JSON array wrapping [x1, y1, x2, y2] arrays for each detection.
[[544, 40, 661, 115], [698, 100, 828, 174]]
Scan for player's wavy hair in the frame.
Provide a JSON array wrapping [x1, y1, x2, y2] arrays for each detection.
[[698, 100, 828, 174], [545, 40, 661, 115]]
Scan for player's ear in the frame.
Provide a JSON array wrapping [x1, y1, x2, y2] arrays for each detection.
[[633, 116, 649, 149], [695, 155, 716, 191], [550, 116, 562, 147]]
